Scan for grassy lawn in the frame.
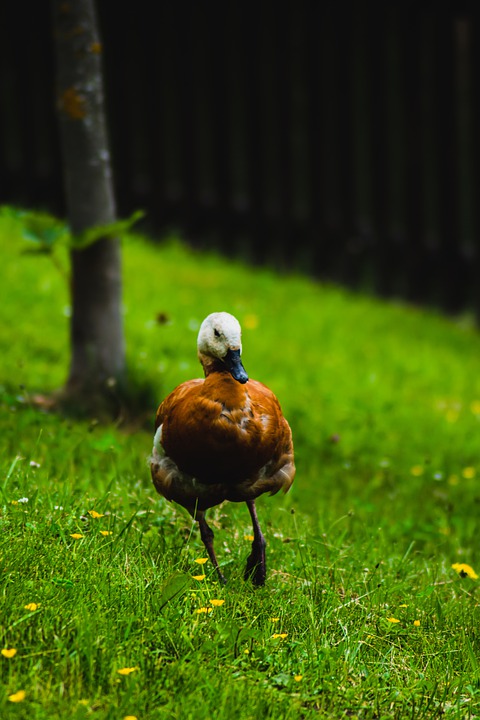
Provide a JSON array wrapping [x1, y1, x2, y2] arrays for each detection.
[[1, 210, 480, 718]]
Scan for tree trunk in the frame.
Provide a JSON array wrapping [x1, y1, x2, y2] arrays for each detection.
[[52, 0, 125, 411]]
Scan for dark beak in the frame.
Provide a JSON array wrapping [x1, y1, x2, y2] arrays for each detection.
[[223, 348, 249, 384]]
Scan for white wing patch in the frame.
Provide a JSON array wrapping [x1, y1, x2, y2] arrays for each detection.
[[153, 425, 165, 456]]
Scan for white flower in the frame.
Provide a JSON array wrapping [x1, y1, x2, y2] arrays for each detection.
[[17, 497, 29, 504]]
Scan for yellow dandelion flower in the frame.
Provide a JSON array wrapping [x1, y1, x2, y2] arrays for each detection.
[[462, 467, 476, 479], [70, 533, 83, 539], [244, 534, 254, 541], [471, 400, 480, 415], [194, 558, 208, 565], [117, 667, 139, 676], [398, 604, 408, 608], [270, 617, 280, 622], [24, 603, 40, 611], [124, 716, 138, 720], [210, 599, 225, 607], [413, 620, 421, 627], [244, 648, 250, 655], [387, 617, 400, 624], [195, 607, 212, 614], [99, 530, 112, 536], [1, 648, 17, 658], [11, 500, 18, 506], [192, 574, 206, 581], [88, 510, 104, 519], [410, 465, 424, 477], [452, 562, 479, 579], [8, 690, 26, 703], [294, 674, 303, 682], [272, 633, 288, 639]]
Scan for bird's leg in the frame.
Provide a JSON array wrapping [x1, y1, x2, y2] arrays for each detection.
[[244, 499, 267, 586], [197, 512, 227, 585]]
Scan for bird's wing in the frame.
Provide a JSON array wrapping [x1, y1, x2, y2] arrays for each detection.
[[244, 379, 295, 494], [154, 378, 204, 431]]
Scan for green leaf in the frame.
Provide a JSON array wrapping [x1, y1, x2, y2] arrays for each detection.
[[11, 209, 69, 250], [52, 577, 74, 589], [2, 206, 145, 253], [72, 210, 145, 249]]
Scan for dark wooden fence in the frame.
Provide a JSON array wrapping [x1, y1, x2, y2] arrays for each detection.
[[1, 1, 479, 317]]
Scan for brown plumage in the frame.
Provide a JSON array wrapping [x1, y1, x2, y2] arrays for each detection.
[[150, 312, 295, 585]]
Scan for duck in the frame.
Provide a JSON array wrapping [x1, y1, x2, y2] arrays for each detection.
[[150, 311, 295, 586]]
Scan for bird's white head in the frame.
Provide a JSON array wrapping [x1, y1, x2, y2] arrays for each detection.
[[197, 312, 249, 384]]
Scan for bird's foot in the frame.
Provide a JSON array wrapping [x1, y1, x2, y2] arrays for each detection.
[[244, 551, 266, 587]]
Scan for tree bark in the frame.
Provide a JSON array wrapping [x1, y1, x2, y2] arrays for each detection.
[[52, 0, 125, 408]]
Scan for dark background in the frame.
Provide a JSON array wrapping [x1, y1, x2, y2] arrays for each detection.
[[1, 1, 479, 316]]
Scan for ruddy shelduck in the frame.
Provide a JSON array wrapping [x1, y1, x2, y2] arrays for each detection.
[[150, 312, 295, 586]]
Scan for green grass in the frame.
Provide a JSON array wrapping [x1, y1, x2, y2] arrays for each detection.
[[1, 210, 480, 718]]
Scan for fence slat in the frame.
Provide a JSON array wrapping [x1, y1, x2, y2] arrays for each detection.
[[471, 16, 480, 323], [333, 5, 356, 285], [366, 5, 393, 297], [240, 5, 267, 262], [271, 1, 294, 265], [401, 9, 428, 304], [304, 0, 326, 275], [205, 2, 234, 250], [433, 9, 464, 313]]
